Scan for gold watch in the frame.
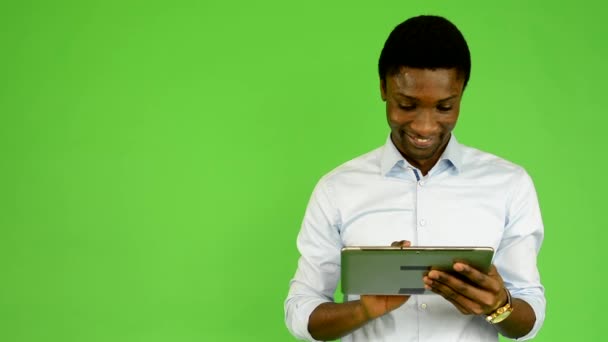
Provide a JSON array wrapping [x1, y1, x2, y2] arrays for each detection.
[[486, 288, 513, 324]]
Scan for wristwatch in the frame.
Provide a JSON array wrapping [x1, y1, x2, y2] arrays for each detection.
[[485, 288, 513, 324]]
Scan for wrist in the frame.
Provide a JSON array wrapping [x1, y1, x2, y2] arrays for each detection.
[[356, 300, 372, 321], [485, 288, 513, 324]]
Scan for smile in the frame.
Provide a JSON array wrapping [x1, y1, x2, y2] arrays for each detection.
[[406, 133, 434, 148]]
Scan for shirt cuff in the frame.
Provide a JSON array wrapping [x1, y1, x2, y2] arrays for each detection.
[[285, 297, 331, 342], [512, 294, 546, 341]]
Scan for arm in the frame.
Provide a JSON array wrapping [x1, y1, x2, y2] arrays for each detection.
[[423, 168, 545, 340], [423, 263, 536, 338], [284, 176, 410, 341], [308, 239, 412, 340], [308, 295, 408, 341], [284, 179, 351, 341], [308, 301, 368, 341], [495, 298, 537, 338]]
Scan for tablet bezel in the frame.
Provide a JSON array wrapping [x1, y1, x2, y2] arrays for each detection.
[[340, 246, 494, 295]]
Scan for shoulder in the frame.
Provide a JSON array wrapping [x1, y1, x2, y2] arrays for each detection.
[[459, 143, 528, 178], [316, 146, 384, 191], [456, 143, 536, 197]]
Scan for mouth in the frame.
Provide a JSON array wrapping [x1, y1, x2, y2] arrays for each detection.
[[405, 133, 434, 148]]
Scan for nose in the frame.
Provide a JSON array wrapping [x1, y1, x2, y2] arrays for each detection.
[[410, 110, 437, 137]]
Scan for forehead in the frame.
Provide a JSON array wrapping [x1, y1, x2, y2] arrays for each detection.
[[387, 67, 464, 97]]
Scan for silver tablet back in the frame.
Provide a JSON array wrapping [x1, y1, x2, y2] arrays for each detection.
[[340, 246, 494, 295]]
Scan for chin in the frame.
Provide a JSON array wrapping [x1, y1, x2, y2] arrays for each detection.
[[403, 146, 439, 160]]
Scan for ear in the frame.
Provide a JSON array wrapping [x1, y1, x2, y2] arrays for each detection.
[[380, 79, 387, 101]]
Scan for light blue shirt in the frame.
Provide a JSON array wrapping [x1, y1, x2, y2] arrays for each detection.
[[285, 135, 545, 342]]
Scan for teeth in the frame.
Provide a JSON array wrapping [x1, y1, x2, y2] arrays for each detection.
[[414, 137, 430, 142]]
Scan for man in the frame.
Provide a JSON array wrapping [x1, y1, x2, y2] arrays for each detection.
[[284, 15, 545, 341]]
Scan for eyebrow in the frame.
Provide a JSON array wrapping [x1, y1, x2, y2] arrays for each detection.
[[395, 94, 460, 102]]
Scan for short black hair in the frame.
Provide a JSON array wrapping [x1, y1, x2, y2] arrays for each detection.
[[378, 15, 471, 88]]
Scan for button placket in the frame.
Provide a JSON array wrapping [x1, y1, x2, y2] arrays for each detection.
[[416, 174, 428, 244]]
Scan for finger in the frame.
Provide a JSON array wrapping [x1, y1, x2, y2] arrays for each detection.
[[391, 240, 411, 247], [427, 281, 479, 315], [425, 270, 496, 314], [452, 263, 502, 294], [424, 275, 485, 315], [424, 277, 473, 314]]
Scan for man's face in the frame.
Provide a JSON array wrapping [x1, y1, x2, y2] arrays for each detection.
[[381, 67, 465, 173]]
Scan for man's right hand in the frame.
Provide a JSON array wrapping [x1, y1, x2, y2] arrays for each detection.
[[308, 240, 412, 340], [359, 294, 410, 319], [359, 240, 412, 319]]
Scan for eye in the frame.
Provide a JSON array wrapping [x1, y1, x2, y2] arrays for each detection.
[[437, 105, 452, 112], [399, 104, 416, 111]]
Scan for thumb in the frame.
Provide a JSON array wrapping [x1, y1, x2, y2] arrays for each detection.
[[391, 240, 411, 247]]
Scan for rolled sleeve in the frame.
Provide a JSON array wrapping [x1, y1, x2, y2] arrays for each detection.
[[513, 291, 546, 341], [284, 281, 332, 341], [496, 168, 546, 340], [284, 178, 342, 341]]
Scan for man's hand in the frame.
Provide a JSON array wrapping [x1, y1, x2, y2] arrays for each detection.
[[422, 263, 507, 316], [359, 294, 409, 319], [359, 239, 412, 319], [422, 262, 538, 339], [308, 240, 412, 340]]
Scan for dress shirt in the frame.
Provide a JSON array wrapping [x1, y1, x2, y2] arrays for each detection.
[[284, 134, 545, 342]]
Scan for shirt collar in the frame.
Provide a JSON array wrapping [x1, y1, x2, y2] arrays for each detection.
[[440, 134, 464, 172], [380, 134, 464, 177]]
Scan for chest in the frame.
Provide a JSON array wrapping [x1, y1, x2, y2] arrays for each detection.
[[337, 178, 506, 250]]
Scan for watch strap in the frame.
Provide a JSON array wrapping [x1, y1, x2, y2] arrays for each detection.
[[485, 287, 513, 324]]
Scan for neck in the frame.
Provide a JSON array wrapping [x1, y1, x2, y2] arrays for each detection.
[[405, 156, 438, 176]]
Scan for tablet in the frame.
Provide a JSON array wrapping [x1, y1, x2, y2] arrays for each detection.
[[340, 246, 494, 295]]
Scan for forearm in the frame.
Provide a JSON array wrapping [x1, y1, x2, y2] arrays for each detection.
[[494, 298, 536, 339], [308, 300, 369, 341]]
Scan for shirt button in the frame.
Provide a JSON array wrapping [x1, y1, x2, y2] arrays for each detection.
[[420, 303, 427, 310], [418, 180, 425, 186], [419, 219, 426, 226]]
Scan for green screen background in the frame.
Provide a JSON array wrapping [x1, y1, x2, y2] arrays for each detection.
[[1, 0, 605, 341]]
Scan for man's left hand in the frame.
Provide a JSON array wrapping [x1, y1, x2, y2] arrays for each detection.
[[422, 263, 508, 316]]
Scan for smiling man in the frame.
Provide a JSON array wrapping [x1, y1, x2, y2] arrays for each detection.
[[285, 15, 545, 341], [383, 67, 461, 176]]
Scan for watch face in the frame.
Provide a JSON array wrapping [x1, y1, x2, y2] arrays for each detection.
[[491, 310, 512, 324]]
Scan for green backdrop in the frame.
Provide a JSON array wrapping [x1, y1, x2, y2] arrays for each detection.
[[1, 0, 605, 341]]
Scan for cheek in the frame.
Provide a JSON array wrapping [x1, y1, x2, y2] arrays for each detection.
[[439, 119, 457, 130], [387, 115, 406, 131], [386, 107, 407, 128], [386, 111, 399, 127], [438, 112, 460, 131]]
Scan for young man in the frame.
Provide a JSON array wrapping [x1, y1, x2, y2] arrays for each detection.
[[285, 15, 545, 341]]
